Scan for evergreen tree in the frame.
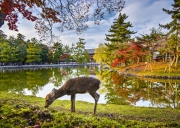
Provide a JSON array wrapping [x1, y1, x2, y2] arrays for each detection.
[[105, 13, 136, 45], [160, 0, 180, 35], [0, 30, 7, 39], [159, 0, 180, 69], [72, 38, 89, 64], [103, 13, 136, 67], [40, 44, 49, 64], [136, 28, 165, 62], [52, 42, 64, 63]]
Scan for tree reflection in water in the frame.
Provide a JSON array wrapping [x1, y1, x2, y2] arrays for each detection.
[[0, 67, 179, 108], [0, 66, 97, 96], [96, 70, 180, 108], [0, 68, 52, 95]]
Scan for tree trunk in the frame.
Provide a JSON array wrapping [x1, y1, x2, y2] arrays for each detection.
[[164, 54, 176, 72]]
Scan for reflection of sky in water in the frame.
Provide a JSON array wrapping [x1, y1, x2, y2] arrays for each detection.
[[3, 67, 179, 108], [22, 72, 170, 108], [23, 74, 151, 106], [136, 100, 154, 107], [24, 82, 107, 104], [25, 82, 152, 107]]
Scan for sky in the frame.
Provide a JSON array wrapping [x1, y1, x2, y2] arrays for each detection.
[[1, 0, 173, 49]]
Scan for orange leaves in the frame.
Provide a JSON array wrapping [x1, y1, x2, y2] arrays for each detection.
[[41, 7, 61, 23], [111, 42, 146, 67], [111, 58, 124, 67], [111, 72, 125, 85], [16, 4, 37, 21], [0, 0, 126, 38], [0, 0, 61, 31]]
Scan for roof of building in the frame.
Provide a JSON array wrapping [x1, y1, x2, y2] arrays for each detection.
[[86, 49, 95, 54]]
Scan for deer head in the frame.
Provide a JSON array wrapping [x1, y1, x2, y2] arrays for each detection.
[[44, 88, 58, 108]]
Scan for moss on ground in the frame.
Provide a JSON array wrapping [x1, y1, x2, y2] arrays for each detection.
[[0, 92, 180, 128]]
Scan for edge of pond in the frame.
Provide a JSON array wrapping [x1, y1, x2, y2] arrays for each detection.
[[0, 63, 99, 70], [1, 63, 180, 80], [119, 71, 180, 80]]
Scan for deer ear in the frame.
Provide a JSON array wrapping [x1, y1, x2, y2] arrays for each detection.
[[51, 88, 57, 96]]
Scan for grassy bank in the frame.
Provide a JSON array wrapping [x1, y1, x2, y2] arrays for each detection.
[[0, 92, 180, 128], [119, 62, 180, 77]]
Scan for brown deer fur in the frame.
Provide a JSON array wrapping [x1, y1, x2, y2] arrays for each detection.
[[45, 77, 100, 115]]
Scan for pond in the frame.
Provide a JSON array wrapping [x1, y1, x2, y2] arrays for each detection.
[[0, 66, 180, 108]]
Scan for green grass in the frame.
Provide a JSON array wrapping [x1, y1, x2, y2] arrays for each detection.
[[0, 92, 180, 128]]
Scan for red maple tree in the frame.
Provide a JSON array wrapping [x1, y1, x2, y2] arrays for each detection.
[[111, 42, 146, 67], [0, 0, 125, 39], [60, 53, 69, 61], [0, 0, 37, 31], [0, 0, 61, 31]]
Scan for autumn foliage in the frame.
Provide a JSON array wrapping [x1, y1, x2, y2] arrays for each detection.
[[111, 42, 146, 67], [60, 53, 69, 61], [0, 0, 62, 31], [0, 0, 37, 31]]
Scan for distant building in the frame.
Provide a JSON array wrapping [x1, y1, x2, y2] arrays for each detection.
[[86, 49, 95, 63]]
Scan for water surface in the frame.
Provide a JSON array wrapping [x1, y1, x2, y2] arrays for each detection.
[[0, 66, 180, 108]]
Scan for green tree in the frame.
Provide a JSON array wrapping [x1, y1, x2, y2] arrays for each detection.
[[60, 45, 71, 62], [26, 42, 42, 64], [159, 0, 180, 70], [7, 35, 16, 46], [0, 41, 18, 64], [72, 38, 89, 64], [0, 30, 7, 39], [9, 45, 18, 63], [17, 43, 27, 64], [94, 43, 113, 66], [97, 13, 136, 67], [136, 28, 165, 70], [40, 44, 49, 64], [105, 13, 136, 44], [16, 33, 26, 42], [7, 33, 28, 64], [63, 45, 71, 54], [47, 48, 53, 64], [52, 42, 64, 63]]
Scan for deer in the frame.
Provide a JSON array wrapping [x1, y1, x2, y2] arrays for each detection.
[[44, 77, 100, 115]]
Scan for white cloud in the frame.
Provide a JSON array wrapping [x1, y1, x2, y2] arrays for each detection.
[[1, 0, 173, 48], [1, 17, 37, 40], [122, 0, 173, 37]]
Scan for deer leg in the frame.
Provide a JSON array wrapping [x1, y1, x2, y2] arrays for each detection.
[[90, 92, 100, 115], [71, 94, 76, 112]]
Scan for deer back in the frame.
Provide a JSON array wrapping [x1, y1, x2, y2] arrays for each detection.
[[62, 77, 100, 94]]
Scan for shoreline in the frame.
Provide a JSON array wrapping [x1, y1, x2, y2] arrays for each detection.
[[0, 63, 99, 70], [119, 71, 180, 80], [1, 62, 180, 80], [117, 62, 180, 80]]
